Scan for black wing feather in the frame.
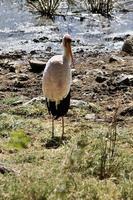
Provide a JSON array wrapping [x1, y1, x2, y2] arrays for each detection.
[[46, 91, 70, 119]]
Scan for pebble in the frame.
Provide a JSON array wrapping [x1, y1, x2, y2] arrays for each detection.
[[70, 99, 87, 108], [95, 75, 106, 83], [73, 78, 82, 86], [18, 74, 29, 81], [109, 55, 124, 63], [115, 74, 133, 86], [85, 113, 96, 120], [29, 59, 46, 73], [120, 105, 133, 116]]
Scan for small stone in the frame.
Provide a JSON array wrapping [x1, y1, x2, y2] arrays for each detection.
[[85, 113, 96, 120], [7, 73, 17, 80], [9, 65, 16, 72], [14, 81, 24, 88], [95, 76, 106, 83], [80, 16, 85, 22], [115, 74, 133, 86], [86, 69, 106, 77], [120, 106, 133, 116], [29, 59, 46, 73], [109, 55, 124, 63], [73, 78, 82, 86], [46, 46, 51, 52], [113, 36, 124, 41], [70, 99, 87, 108], [18, 74, 29, 81], [33, 39, 39, 43], [71, 68, 76, 73]]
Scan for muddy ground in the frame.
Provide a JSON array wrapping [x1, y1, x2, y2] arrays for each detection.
[[0, 50, 133, 125]]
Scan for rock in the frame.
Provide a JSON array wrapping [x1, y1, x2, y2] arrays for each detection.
[[120, 105, 133, 116], [9, 65, 16, 72], [87, 69, 107, 77], [13, 81, 24, 88], [71, 68, 76, 73], [109, 55, 124, 63], [80, 16, 85, 22], [46, 46, 51, 52], [29, 59, 46, 73], [30, 50, 37, 55], [9, 60, 24, 74], [73, 78, 82, 86], [85, 113, 96, 120], [115, 74, 133, 86], [106, 105, 114, 111], [95, 75, 106, 83], [7, 73, 17, 80], [33, 36, 48, 43], [18, 74, 29, 81], [70, 99, 87, 108], [122, 35, 133, 54], [113, 36, 124, 41]]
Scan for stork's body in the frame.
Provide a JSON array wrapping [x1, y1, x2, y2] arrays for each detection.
[[42, 34, 73, 139]]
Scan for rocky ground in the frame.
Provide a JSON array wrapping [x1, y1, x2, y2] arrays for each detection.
[[0, 49, 133, 123]]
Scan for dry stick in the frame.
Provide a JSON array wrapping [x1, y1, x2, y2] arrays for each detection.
[[108, 104, 119, 174], [100, 139, 108, 179], [111, 106, 119, 158]]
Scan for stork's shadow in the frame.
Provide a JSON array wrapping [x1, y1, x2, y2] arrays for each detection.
[[44, 136, 69, 149]]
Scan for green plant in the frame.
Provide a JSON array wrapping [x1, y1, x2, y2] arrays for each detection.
[[8, 130, 31, 149], [99, 105, 119, 179]]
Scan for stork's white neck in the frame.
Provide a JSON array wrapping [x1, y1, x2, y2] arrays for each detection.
[[63, 47, 72, 66]]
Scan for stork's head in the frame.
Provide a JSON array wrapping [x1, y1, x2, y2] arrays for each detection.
[[63, 34, 73, 65], [63, 34, 72, 46]]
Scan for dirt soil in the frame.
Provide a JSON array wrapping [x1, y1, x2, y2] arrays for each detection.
[[0, 50, 133, 125]]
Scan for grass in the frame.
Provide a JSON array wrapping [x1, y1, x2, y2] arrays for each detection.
[[0, 96, 133, 199], [0, 96, 20, 106]]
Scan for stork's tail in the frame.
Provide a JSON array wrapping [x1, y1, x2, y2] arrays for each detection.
[[46, 91, 71, 119]]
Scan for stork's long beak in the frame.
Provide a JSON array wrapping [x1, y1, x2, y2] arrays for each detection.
[[67, 42, 74, 66]]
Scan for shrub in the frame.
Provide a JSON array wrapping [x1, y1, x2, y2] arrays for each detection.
[[27, 0, 61, 17], [85, 0, 114, 16]]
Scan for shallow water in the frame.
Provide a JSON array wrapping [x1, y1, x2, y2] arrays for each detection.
[[0, 0, 133, 54]]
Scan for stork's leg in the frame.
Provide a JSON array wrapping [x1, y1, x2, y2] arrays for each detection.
[[52, 116, 54, 138], [61, 116, 64, 139]]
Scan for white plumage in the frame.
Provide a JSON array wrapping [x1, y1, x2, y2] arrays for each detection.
[[42, 55, 72, 102], [42, 34, 73, 139]]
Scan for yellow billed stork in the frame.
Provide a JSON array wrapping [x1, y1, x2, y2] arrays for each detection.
[[42, 34, 73, 139]]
